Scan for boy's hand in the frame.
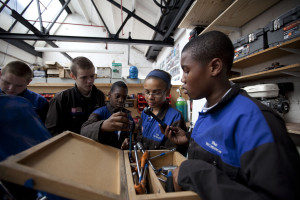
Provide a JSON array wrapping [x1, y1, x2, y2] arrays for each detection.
[[101, 112, 130, 132], [121, 138, 129, 150], [159, 125, 189, 145]]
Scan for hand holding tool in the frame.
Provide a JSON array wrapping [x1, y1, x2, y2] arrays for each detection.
[[143, 107, 167, 130]]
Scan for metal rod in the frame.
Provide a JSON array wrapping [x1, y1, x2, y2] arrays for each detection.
[[115, 10, 133, 38], [36, 0, 45, 33], [45, 0, 71, 34], [8, 0, 34, 32], [91, 0, 111, 36], [58, 0, 71, 14], [106, 0, 165, 36], [0, 33, 174, 47], [0, 0, 10, 13], [134, 145, 141, 179]]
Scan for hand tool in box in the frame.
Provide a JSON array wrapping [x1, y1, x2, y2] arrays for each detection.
[[129, 120, 135, 163], [139, 151, 149, 182], [149, 148, 176, 160], [162, 165, 177, 192], [134, 145, 141, 179]]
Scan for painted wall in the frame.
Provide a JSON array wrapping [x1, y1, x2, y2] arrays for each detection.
[[42, 13, 154, 78], [0, 40, 42, 68]]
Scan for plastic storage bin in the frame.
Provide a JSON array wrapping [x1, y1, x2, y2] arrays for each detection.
[[233, 28, 267, 60], [264, 5, 300, 47]]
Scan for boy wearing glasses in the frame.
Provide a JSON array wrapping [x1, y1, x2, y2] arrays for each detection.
[[45, 57, 105, 136], [137, 69, 187, 154]]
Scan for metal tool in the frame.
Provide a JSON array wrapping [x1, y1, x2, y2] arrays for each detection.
[[149, 148, 176, 160], [129, 120, 134, 163], [134, 145, 141, 179], [143, 107, 167, 130], [139, 151, 149, 182], [161, 165, 177, 192], [136, 142, 157, 172], [132, 171, 139, 185]]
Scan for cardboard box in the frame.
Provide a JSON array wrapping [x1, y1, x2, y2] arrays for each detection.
[[97, 67, 112, 78], [0, 131, 200, 200]]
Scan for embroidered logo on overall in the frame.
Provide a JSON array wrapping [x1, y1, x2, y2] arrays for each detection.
[[205, 140, 222, 154]]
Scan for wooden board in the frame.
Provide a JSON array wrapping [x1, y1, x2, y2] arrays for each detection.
[[0, 131, 127, 200], [125, 150, 201, 200], [178, 0, 234, 29], [230, 63, 300, 83], [201, 0, 280, 34], [286, 123, 300, 135]]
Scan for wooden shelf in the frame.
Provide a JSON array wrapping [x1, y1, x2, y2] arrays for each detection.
[[201, 0, 279, 35], [286, 123, 300, 135], [233, 37, 300, 69], [230, 63, 300, 83], [178, 0, 234, 29]]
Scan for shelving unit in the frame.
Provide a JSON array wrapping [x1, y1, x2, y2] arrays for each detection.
[[230, 63, 300, 83], [179, 0, 280, 34], [233, 37, 300, 69]]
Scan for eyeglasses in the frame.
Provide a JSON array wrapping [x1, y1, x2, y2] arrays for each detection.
[[144, 90, 166, 98]]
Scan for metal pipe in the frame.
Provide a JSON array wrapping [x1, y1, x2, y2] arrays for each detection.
[[36, 0, 44, 33], [45, 0, 71, 34]]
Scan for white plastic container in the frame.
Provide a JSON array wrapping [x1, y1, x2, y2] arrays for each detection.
[[243, 84, 279, 98]]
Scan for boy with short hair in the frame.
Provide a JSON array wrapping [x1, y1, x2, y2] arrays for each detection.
[[45, 56, 106, 136], [163, 31, 300, 200], [0, 61, 49, 122]]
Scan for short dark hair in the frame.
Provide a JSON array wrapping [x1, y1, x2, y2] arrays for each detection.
[[70, 57, 94, 77], [145, 69, 172, 90], [110, 81, 128, 93], [182, 31, 234, 73], [2, 61, 33, 81]]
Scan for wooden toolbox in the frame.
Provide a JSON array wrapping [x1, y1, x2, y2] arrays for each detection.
[[0, 131, 200, 200]]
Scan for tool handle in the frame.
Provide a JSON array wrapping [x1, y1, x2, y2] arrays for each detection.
[[165, 171, 175, 192], [144, 107, 167, 130]]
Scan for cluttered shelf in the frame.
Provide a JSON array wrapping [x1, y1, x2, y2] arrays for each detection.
[[230, 63, 300, 83], [233, 37, 300, 69]]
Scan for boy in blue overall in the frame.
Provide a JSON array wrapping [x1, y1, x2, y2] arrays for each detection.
[[81, 81, 132, 149], [163, 31, 300, 200], [0, 61, 49, 122]]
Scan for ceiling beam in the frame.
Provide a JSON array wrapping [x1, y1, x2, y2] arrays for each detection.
[[162, 0, 194, 40], [77, 0, 90, 23], [59, 0, 72, 14], [0, 28, 42, 57], [91, 0, 112, 37], [8, 0, 34, 32], [10, 9, 72, 61], [114, 10, 134, 38], [36, 0, 46, 33], [0, 33, 174, 47], [106, 0, 166, 38], [45, 0, 71, 34], [0, 0, 10, 13]]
